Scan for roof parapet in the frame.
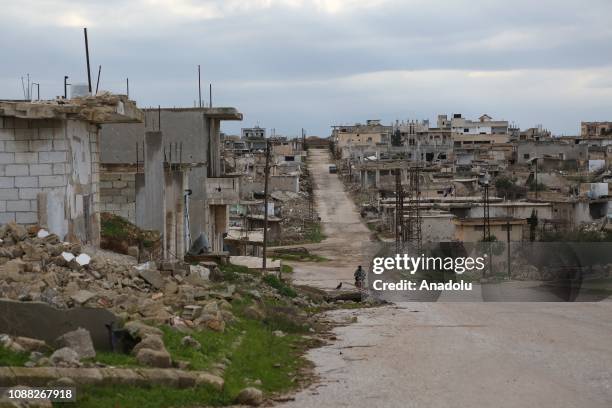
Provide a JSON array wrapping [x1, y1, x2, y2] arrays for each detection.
[[0, 92, 143, 124]]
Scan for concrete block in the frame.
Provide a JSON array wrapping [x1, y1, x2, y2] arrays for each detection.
[[29, 164, 53, 176], [19, 188, 42, 200], [13, 118, 29, 129], [113, 181, 128, 189], [0, 212, 16, 223], [113, 195, 127, 204], [39, 175, 66, 187], [0, 177, 14, 188], [4, 141, 29, 153], [14, 152, 38, 163], [15, 176, 38, 188], [7, 200, 30, 212], [30, 140, 53, 152], [52, 163, 66, 175], [0, 201, 6, 212], [0, 153, 15, 164], [53, 140, 68, 151], [5, 164, 29, 176], [100, 181, 113, 189], [0, 189, 18, 200], [38, 151, 66, 163], [0, 128, 15, 140], [15, 129, 37, 140], [38, 128, 54, 140], [16, 212, 38, 224]]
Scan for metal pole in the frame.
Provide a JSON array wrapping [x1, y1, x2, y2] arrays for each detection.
[[535, 158, 539, 200], [126, 78, 129, 98], [95, 65, 101, 95], [209, 83, 212, 108], [198, 65, 202, 108], [64, 76, 69, 99], [507, 220, 511, 278], [262, 140, 271, 270], [84, 28, 92, 94]]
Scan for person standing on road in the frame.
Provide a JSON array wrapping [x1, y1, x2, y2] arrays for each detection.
[[354, 265, 366, 289]]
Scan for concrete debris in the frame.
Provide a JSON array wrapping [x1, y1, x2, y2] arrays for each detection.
[[55, 328, 96, 360], [180, 335, 201, 349], [235, 387, 264, 406], [75, 253, 91, 266], [49, 347, 81, 367], [36, 229, 50, 239]]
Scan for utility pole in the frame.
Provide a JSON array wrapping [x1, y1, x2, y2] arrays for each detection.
[[483, 180, 491, 242], [262, 139, 271, 270], [83, 28, 92, 94], [198, 65, 202, 108], [506, 219, 511, 278], [534, 158, 539, 200]]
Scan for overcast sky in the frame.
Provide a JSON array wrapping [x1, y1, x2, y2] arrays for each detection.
[[1, 0, 612, 136]]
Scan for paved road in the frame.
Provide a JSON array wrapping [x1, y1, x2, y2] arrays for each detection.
[[279, 149, 612, 408]]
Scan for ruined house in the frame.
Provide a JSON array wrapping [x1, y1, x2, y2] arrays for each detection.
[[100, 107, 242, 257], [0, 95, 142, 245]]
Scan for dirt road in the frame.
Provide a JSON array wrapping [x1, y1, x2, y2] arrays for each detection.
[[287, 148, 372, 289], [280, 149, 612, 408]]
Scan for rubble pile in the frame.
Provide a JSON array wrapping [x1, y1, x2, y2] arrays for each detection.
[[0, 222, 327, 333]]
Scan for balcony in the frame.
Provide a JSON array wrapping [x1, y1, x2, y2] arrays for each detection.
[[207, 177, 239, 205]]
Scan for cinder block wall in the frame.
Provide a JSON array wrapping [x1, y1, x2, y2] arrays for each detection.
[[0, 116, 101, 244], [99, 172, 136, 222], [0, 117, 69, 224]]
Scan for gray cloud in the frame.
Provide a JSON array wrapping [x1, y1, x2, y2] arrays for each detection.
[[1, 0, 611, 136]]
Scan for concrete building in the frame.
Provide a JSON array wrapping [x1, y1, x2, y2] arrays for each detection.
[[0, 95, 142, 245], [453, 217, 526, 242], [581, 122, 612, 138], [100, 107, 242, 255], [241, 126, 266, 139], [332, 120, 392, 153], [516, 141, 587, 166]]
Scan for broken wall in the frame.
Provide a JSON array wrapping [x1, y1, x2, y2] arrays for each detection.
[[0, 116, 100, 244]]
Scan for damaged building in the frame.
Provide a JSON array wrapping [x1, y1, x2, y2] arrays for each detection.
[[0, 95, 143, 245], [100, 107, 243, 257]]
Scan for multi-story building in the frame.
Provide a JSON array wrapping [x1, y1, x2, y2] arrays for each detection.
[[581, 122, 612, 138], [332, 119, 392, 153]]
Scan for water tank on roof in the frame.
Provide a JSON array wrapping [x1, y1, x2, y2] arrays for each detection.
[[70, 84, 90, 98]]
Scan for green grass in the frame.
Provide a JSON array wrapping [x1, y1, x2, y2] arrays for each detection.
[[161, 325, 241, 371], [93, 351, 139, 367], [74, 310, 308, 407], [101, 213, 132, 240], [219, 263, 252, 282], [76, 383, 229, 407], [281, 264, 294, 274], [223, 319, 304, 396], [304, 223, 325, 243], [0, 345, 30, 367], [263, 274, 297, 298]]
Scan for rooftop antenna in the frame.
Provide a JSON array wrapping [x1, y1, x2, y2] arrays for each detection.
[[95, 65, 102, 95], [209, 83, 212, 108], [126, 78, 129, 98], [83, 27, 92, 94], [27, 74, 30, 100], [20, 77, 26, 99], [198, 65, 202, 108]]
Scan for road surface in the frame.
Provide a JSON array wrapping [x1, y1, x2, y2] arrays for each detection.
[[288, 148, 372, 289], [279, 148, 612, 408]]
